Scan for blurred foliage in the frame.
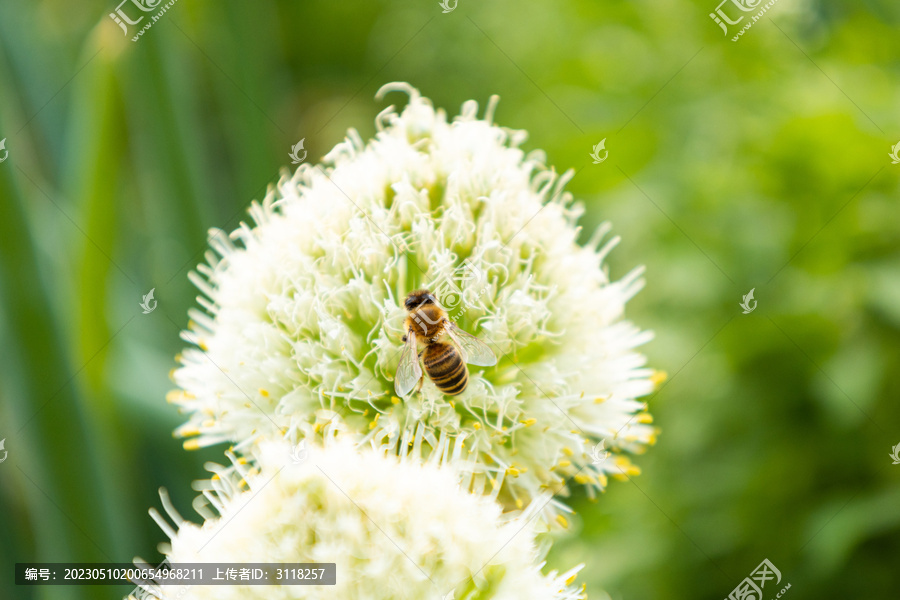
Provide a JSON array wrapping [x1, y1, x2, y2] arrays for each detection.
[[1, 1, 899, 599]]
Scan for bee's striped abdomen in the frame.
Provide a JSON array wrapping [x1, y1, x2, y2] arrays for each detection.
[[423, 342, 468, 395]]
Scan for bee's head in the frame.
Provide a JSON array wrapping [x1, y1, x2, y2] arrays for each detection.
[[404, 289, 437, 311]]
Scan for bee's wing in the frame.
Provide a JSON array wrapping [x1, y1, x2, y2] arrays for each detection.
[[394, 330, 423, 397], [446, 322, 498, 366]]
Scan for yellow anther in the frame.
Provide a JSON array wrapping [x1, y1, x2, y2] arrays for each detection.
[[259, 389, 269, 397], [650, 370, 668, 388], [165, 390, 184, 403]]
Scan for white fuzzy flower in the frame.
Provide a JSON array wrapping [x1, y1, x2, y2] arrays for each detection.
[[128, 442, 585, 600], [169, 82, 659, 520]]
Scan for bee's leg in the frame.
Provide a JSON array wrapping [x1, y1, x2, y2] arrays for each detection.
[[415, 349, 425, 393]]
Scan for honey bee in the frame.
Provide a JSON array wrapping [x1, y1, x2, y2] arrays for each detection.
[[394, 289, 497, 397]]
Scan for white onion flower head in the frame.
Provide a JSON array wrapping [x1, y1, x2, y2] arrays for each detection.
[[128, 442, 585, 600], [170, 82, 660, 519]]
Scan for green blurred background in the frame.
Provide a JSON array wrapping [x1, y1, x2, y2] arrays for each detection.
[[1, 1, 898, 598]]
